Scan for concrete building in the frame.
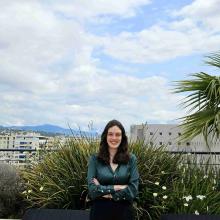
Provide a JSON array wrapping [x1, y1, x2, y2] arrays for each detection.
[[130, 124, 220, 152], [0, 131, 93, 165], [0, 132, 48, 164]]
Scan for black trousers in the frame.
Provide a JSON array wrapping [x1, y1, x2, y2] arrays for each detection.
[[90, 199, 134, 220]]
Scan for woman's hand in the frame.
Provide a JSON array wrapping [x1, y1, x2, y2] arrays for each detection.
[[102, 194, 113, 199], [92, 178, 100, 185], [114, 185, 128, 191], [92, 178, 127, 191]]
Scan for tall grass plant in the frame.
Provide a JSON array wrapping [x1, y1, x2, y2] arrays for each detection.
[[22, 138, 220, 219]]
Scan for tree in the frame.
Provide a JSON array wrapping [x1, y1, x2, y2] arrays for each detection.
[[173, 52, 220, 147]]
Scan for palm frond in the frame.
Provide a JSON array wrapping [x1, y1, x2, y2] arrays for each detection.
[[177, 108, 220, 145], [205, 51, 220, 68], [173, 52, 220, 147]]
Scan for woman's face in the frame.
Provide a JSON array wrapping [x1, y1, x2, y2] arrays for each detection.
[[107, 125, 122, 150]]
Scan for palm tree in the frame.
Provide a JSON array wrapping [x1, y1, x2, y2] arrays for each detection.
[[173, 52, 220, 147]]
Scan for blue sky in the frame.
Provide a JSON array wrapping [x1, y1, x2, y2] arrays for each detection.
[[0, 0, 219, 132]]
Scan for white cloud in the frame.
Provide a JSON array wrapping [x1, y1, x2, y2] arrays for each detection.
[[101, 25, 220, 63], [50, 0, 151, 21], [0, 59, 185, 131], [0, 1, 88, 94], [96, 0, 220, 64], [0, 0, 210, 131], [102, 27, 190, 63], [173, 0, 220, 32]]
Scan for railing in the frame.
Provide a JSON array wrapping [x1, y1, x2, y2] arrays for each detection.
[[166, 150, 220, 168], [1, 148, 220, 166], [0, 148, 56, 164], [167, 151, 220, 155], [0, 148, 56, 152]]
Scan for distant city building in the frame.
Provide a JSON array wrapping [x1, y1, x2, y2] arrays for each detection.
[[130, 124, 220, 152], [0, 130, 87, 165], [0, 131, 63, 164]]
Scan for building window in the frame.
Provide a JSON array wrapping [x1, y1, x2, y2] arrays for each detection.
[[159, 142, 163, 145], [150, 132, 153, 135], [178, 142, 181, 146], [159, 132, 162, 135], [169, 132, 172, 135], [178, 132, 181, 136], [186, 142, 190, 146], [168, 142, 172, 145]]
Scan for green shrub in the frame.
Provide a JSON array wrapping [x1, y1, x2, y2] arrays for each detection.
[[130, 141, 183, 219], [0, 163, 25, 218], [166, 163, 220, 215], [22, 137, 98, 209], [136, 150, 220, 219], [22, 138, 220, 219]]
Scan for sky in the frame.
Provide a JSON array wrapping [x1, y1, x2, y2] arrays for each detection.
[[0, 0, 220, 132]]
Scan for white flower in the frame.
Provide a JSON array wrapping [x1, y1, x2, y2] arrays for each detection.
[[39, 186, 44, 191], [28, 189, 32, 194], [213, 179, 216, 184], [212, 186, 216, 190], [163, 195, 168, 199], [183, 195, 192, 202], [187, 153, 191, 156], [184, 203, 188, 207], [153, 193, 158, 197], [178, 163, 183, 169], [196, 195, 206, 200], [22, 190, 27, 194], [203, 175, 208, 179], [155, 182, 160, 185], [162, 186, 166, 190], [207, 206, 209, 211], [195, 210, 199, 215], [161, 171, 165, 174]]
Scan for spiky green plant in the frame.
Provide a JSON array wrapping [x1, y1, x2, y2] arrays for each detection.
[[173, 52, 220, 146], [21, 138, 220, 220], [22, 137, 98, 209], [130, 141, 183, 220]]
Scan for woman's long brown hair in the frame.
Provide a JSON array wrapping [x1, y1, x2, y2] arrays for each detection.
[[97, 119, 130, 164]]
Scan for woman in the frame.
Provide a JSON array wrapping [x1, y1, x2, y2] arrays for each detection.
[[87, 119, 139, 220]]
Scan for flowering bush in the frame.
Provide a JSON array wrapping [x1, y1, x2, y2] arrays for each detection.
[[137, 151, 220, 219], [164, 161, 220, 216], [22, 137, 97, 209], [21, 138, 220, 219]]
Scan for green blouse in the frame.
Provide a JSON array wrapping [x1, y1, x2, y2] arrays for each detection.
[[87, 153, 139, 202]]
